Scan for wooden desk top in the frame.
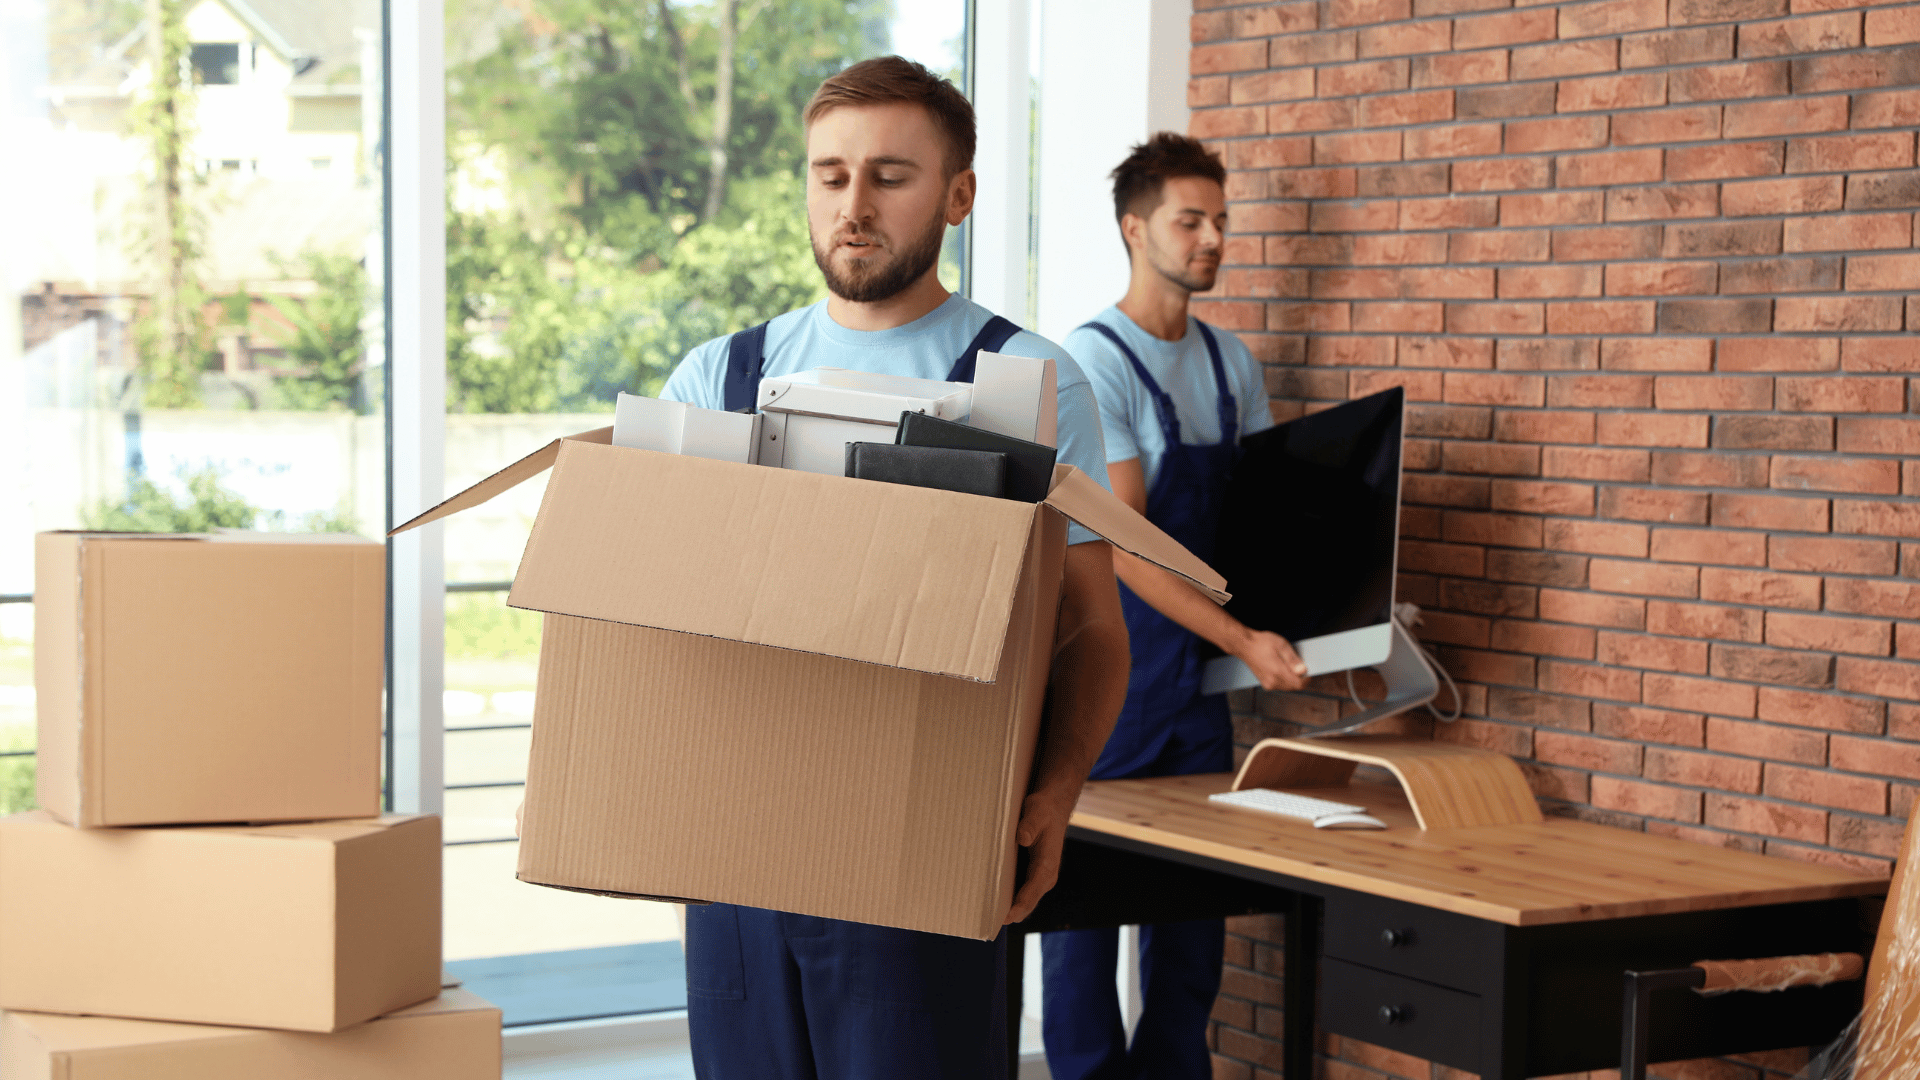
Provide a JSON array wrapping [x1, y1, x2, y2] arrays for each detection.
[[1071, 773, 1888, 927]]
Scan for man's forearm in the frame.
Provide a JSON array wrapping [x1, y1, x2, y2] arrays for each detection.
[[1113, 549, 1248, 656], [1033, 612, 1131, 799], [1032, 543, 1132, 800]]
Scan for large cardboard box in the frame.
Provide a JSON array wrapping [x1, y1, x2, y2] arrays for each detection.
[[0, 813, 440, 1032], [393, 429, 1225, 939], [34, 531, 384, 827], [0, 989, 500, 1080]]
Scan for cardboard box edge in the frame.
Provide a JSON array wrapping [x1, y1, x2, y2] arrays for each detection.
[[388, 427, 612, 537]]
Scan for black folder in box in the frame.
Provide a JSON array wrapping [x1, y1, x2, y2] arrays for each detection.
[[845, 442, 1009, 499], [894, 412, 1057, 503]]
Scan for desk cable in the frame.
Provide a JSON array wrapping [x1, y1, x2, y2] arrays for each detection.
[[1343, 602, 1463, 724]]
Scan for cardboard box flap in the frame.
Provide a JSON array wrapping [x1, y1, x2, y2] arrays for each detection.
[[389, 427, 614, 536], [509, 441, 1037, 681], [1041, 465, 1230, 604]]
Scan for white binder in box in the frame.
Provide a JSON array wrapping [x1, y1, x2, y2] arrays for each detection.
[[971, 352, 1057, 447], [612, 393, 762, 464]]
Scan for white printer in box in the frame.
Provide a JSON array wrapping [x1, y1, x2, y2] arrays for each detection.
[[756, 369, 969, 474], [758, 355, 1056, 475], [610, 353, 1056, 475]]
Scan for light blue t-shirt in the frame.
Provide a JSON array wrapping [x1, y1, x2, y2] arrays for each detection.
[[662, 293, 1111, 545], [1066, 306, 1274, 493]]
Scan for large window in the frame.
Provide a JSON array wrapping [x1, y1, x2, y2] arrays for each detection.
[[2, 0, 386, 813], [435, 0, 972, 1022], [11, 1, 1048, 1052]]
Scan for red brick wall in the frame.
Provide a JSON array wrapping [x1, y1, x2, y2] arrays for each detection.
[[1188, 0, 1920, 1075]]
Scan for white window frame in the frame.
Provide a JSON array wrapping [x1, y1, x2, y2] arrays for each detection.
[[385, 0, 445, 817], [1030, 0, 1190, 342]]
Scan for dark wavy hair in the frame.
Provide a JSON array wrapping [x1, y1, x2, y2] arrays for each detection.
[[1110, 132, 1227, 247]]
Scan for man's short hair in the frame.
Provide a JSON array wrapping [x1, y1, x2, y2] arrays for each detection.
[[1110, 132, 1227, 242], [804, 56, 976, 177]]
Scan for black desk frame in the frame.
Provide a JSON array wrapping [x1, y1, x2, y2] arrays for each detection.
[[1010, 829, 1869, 1080]]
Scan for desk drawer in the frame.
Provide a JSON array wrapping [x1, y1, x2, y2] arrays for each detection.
[[1321, 957, 1481, 1072], [1323, 890, 1503, 994]]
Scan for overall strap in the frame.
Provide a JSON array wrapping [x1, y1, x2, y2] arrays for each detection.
[[1196, 321, 1239, 444], [1079, 320, 1182, 445], [721, 321, 771, 413], [946, 315, 1022, 383]]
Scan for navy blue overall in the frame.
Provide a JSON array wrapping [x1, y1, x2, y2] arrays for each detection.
[[1041, 319, 1239, 1080], [688, 313, 1021, 1080]]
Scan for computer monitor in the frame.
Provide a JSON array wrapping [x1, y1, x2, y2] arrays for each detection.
[[1201, 387, 1417, 706]]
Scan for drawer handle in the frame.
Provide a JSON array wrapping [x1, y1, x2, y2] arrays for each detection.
[[1380, 928, 1412, 948], [1379, 1005, 1410, 1025]]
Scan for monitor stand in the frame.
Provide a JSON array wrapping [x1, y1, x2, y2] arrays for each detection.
[[1202, 618, 1441, 738]]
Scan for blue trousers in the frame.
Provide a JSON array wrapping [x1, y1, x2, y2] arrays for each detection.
[[686, 903, 1008, 1080], [1040, 699, 1232, 1080]]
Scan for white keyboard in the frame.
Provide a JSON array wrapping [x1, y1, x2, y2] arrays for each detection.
[[1209, 788, 1368, 822]]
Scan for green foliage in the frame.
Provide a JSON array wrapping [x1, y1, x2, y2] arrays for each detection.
[[82, 468, 260, 532], [260, 504, 365, 535], [129, 0, 211, 408], [447, 0, 886, 236], [448, 170, 824, 411], [445, 593, 543, 661], [443, 0, 889, 413], [0, 724, 33, 817], [79, 467, 365, 534], [257, 252, 376, 412]]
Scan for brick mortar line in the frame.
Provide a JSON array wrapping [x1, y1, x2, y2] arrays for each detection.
[[1201, 20, 1911, 55], [1194, 88, 1885, 110], [1193, 0, 1897, 33]]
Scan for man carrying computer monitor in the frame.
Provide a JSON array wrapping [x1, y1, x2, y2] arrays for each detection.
[[1040, 133, 1309, 1080]]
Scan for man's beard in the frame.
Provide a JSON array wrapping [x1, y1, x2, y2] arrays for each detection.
[[1152, 249, 1219, 294], [812, 211, 947, 303]]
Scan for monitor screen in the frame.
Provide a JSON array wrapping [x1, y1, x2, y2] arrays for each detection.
[[1207, 387, 1404, 655]]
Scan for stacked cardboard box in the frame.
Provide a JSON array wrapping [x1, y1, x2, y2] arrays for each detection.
[[0, 532, 500, 1077]]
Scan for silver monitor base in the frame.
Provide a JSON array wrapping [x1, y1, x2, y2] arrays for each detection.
[[1201, 618, 1441, 738]]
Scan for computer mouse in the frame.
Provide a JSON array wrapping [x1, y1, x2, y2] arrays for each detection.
[[1313, 813, 1387, 830]]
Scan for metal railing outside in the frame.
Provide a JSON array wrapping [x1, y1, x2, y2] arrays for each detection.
[[0, 586, 534, 842], [445, 580, 528, 845]]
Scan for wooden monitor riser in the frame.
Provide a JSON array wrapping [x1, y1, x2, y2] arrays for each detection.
[[1230, 735, 1544, 830]]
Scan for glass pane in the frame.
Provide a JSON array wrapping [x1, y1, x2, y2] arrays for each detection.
[[5, 0, 386, 815], [0, 604, 32, 816], [439, 0, 969, 990], [440, 588, 683, 964]]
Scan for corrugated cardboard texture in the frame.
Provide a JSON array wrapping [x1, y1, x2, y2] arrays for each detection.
[[33, 533, 384, 827], [388, 426, 1230, 937], [29, 536, 80, 826], [1041, 467, 1229, 603], [513, 441, 1037, 682], [517, 511, 1068, 941], [393, 431, 1225, 620], [0, 813, 440, 1031], [332, 821, 447, 1030], [0, 990, 499, 1080]]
